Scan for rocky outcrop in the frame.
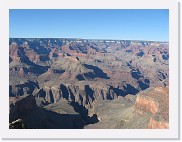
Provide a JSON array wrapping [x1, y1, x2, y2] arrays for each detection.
[[135, 94, 159, 114], [9, 119, 27, 129], [9, 95, 85, 129], [148, 117, 169, 129], [135, 86, 169, 128], [35, 83, 121, 109], [9, 95, 37, 122], [9, 42, 20, 62]]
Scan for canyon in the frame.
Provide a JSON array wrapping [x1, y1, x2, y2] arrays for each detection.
[[9, 38, 169, 129]]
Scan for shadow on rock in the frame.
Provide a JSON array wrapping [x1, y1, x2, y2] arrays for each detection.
[[9, 95, 85, 129]]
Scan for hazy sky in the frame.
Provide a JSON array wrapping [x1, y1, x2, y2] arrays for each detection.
[[9, 9, 169, 41]]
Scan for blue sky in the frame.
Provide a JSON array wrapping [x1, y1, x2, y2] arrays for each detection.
[[9, 9, 169, 41]]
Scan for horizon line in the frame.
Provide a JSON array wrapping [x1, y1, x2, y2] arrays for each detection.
[[9, 37, 169, 43]]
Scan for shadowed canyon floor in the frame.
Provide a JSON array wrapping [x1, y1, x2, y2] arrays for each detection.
[[9, 38, 169, 129]]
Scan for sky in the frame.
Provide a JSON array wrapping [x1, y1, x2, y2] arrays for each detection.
[[9, 9, 169, 41]]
